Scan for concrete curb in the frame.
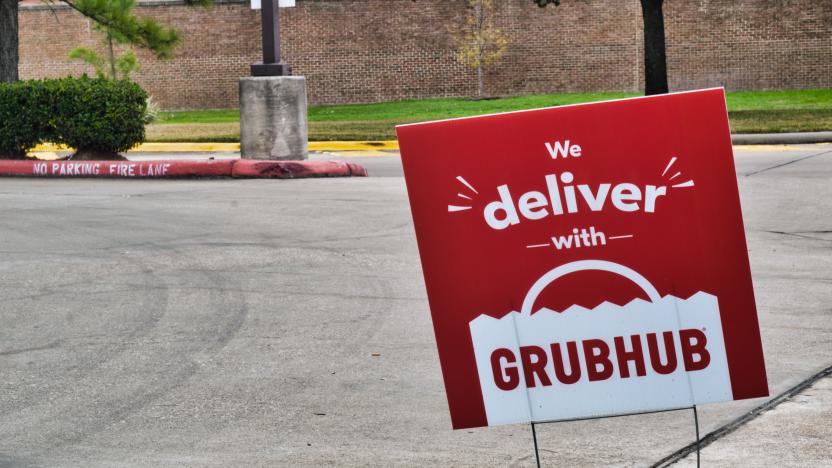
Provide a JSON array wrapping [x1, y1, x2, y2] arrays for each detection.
[[0, 159, 367, 179], [731, 132, 832, 145], [232, 160, 368, 178]]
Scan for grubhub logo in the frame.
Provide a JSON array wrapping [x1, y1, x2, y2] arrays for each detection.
[[469, 260, 732, 426]]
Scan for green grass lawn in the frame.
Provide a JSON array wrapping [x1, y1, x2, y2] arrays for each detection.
[[147, 89, 832, 142]]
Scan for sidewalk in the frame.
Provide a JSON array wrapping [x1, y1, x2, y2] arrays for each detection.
[[731, 131, 832, 145], [675, 372, 832, 467]]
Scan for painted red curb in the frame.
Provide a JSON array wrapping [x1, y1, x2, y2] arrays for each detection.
[[0, 159, 367, 179], [0, 160, 234, 178], [346, 162, 368, 177], [231, 160, 368, 179]]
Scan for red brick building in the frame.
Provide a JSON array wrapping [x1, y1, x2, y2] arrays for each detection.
[[18, 0, 832, 110]]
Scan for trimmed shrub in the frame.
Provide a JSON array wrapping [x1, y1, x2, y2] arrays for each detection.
[[0, 80, 53, 158], [53, 77, 147, 157], [0, 76, 147, 159]]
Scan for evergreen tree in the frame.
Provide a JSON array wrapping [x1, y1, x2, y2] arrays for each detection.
[[68, 0, 181, 79], [0, 0, 210, 83]]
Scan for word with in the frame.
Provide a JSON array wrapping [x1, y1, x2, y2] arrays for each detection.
[[551, 226, 605, 249], [490, 328, 710, 390]]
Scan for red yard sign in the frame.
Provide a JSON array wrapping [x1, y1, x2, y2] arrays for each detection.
[[396, 88, 768, 430]]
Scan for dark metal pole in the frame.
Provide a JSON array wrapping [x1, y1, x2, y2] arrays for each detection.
[[693, 405, 701, 468], [251, 0, 291, 76], [262, 0, 278, 63], [531, 422, 541, 468]]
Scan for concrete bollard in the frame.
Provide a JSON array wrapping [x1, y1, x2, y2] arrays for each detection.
[[240, 76, 308, 160]]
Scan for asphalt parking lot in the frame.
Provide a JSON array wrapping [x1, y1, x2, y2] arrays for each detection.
[[1, 144, 830, 467]]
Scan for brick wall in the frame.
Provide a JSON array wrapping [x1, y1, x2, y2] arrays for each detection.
[[19, 0, 261, 110], [18, 0, 832, 110], [664, 0, 832, 91]]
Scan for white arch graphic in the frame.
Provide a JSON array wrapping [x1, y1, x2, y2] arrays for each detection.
[[520, 260, 661, 316]]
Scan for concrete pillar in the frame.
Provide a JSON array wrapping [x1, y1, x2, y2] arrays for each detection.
[[240, 76, 308, 160]]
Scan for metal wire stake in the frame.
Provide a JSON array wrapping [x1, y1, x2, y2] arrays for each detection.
[[531, 422, 541, 468], [693, 405, 701, 468]]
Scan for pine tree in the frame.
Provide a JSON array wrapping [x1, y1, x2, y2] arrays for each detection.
[[0, 0, 210, 83], [68, 0, 181, 79]]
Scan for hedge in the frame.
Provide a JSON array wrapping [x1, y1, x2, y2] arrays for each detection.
[[0, 80, 50, 157], [0, 76, 147, 159]]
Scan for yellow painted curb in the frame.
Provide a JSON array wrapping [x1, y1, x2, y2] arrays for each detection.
[[133, 142, 241, 152], [31, 143, 72, 152], [31, 140, 400, 153], [309, 141, 399, 151], [27, 151, 63, 161]]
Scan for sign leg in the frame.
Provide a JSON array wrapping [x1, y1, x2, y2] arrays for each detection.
[[531, 422, 541, 468], [693, 405, 701, 468]]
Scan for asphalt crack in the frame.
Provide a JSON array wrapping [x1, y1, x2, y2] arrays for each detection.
[[652, 363, 832, 467], [744, 149, 832, 177], [765, 230, 832, 242], [0, 342, 61, 357]]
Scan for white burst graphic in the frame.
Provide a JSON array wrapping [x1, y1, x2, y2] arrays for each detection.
[[661, 156, 695, 189], [448, 176, 478, 212]]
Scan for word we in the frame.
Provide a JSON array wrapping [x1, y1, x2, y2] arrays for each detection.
[[545, 140, 582, 159]]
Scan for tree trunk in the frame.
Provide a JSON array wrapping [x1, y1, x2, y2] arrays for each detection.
[[477, 63, 484, 98], [107, 31, 117, 78], [475, 1, 485, 97], [0, 0, 19, 82], [639, 0, 668, 95]]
